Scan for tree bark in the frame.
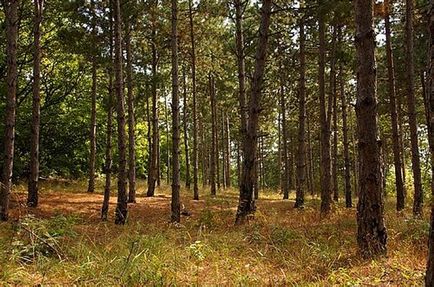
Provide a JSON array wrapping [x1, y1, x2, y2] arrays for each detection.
[[28, 0, 43, 207], [354, 0, 387, 257], [87, 0, 97, 194], [147, 1, 159, 197], [188, 0, 199, 200], [170, 0, 181, 223], [384, 0, 405, 211], [295, 17, 306, 209], [405, 0, 424, 216], [0, 0, 18, 221], [102, 0, 114, 220], [235, 0, 272, 224], [182, 66, 191, 189], [319, 3, 332, 215], [225, 113, 231, 188], [210, 75, 217, 197], [126, 21, 136, 203], [280, 72, 289, 199], [114, 0, 128, 225]]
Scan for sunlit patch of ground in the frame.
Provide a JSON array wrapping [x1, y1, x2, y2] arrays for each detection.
[[0, 179, 428, 286]]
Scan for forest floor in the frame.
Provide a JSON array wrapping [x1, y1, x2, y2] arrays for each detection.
[[0, 179, 429, 286]]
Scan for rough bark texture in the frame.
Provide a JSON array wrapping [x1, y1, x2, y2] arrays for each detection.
[[295, 18, 306, 209], [280, 72, 289, 200], [425, 1, 434, 284], [171, 0, 181, 223], [126, 23, 136, 204], [87, 0, 97, 194], [384, 0, 405, 211], [101, 0, 114, 220], [182, 66, 191, 189], [147, 1, 159, 197], [235, 0, 272, 224], [340, 63, 352, 208], [210, 75, 217, 197], [0, 0, 18, 221], [319, 4, 332, 215], [114, 0, 128, 225], [188, 0, 199, 200], [330, 25, 338, 203], [405, 0, 424, 217], [225, 114, 231, 188], [354, 0, 387, 258], [28, 0, 43, 207]]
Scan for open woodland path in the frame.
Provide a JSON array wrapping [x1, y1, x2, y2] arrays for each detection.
[[0, 180, 428, 286]]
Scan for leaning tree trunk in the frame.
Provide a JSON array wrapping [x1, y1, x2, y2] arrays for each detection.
[[295, 17, 306, 209], [235, 0, 272, 224], [101, 0, 114, 220], [126, 22, 136, 203], [28, 0, 43, 207], [87, 0, 97, 194], [0, 0, 18, 221], [354, 0, 387, 258], [405, 0, 424, 216], [182, 66, 191, 189], [114, 0, 128, 225], [170, 0, 181, 223], [384, 0, 405, 211], [425, 0, 434, 284], [147, 1, 159, 197], [318, 2, 332, 215], [188, 0, 199, 200]]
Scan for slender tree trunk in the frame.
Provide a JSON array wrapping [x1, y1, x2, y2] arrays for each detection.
[[170, 0, 181, 223], [114, 0, 128, 225], [165, 94, 170, 184], [0, 0, 18, 221], [398, 95, 407, 184], [280, 76, 289, 199], [188, 0, 199, 200], [340, 63, 352, 208], [319, 3, 332, 215], [354, 0, 387, 257], [295, 17, 306, 209], [405, 0, 424, 216], [235, 0, 272, 224], [88, 0, 97, 193], [210, 75, 217, 197], [182, 66, 191, 189], [147, 2, 159, 197], [225, 114, 231, 188], [221, 112, 226, 189], [126, 22, 136, 203], [306, 115, 314, 196], [28, 0, 43, 207], [102, 1, 114, 220], [425, 1, 434, 283], [384, 0, 405, 211]]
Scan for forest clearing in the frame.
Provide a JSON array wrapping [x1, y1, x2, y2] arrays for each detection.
[[0, 180, 429, 286]]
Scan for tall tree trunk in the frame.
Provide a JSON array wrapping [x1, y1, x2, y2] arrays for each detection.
[[221, 112, 226, 189], [165, 94, 170, 184], [425, 1, 434, 283], [319, 3, 332, 215], [0, 0, 18, 221], [295, 17, 306, 208], [182, 66, 191, 189], [405, 0, 424, 216], [340, 63, 352, 208], [170, 0, 181, 223], [235, 0, 272, 224], [306, 114, 314, 196], [225, 114, 231, 188], [126, 22, 136, 203], [329, 24, 338, 203], [385, 0, 405, 211], [28, 0, 43, 207], [210, 75, 217, 197], [280, 75, 289, 199], [147, 1, 159, 197], [354, 0, 387, 257], [88, 0, 97, 193], [102, 0, 114, 220], [188, 0, 199, 199], [114, 0, 128, 225]]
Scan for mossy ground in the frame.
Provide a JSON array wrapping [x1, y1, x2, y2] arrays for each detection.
[[0, 179, 428, 286]]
